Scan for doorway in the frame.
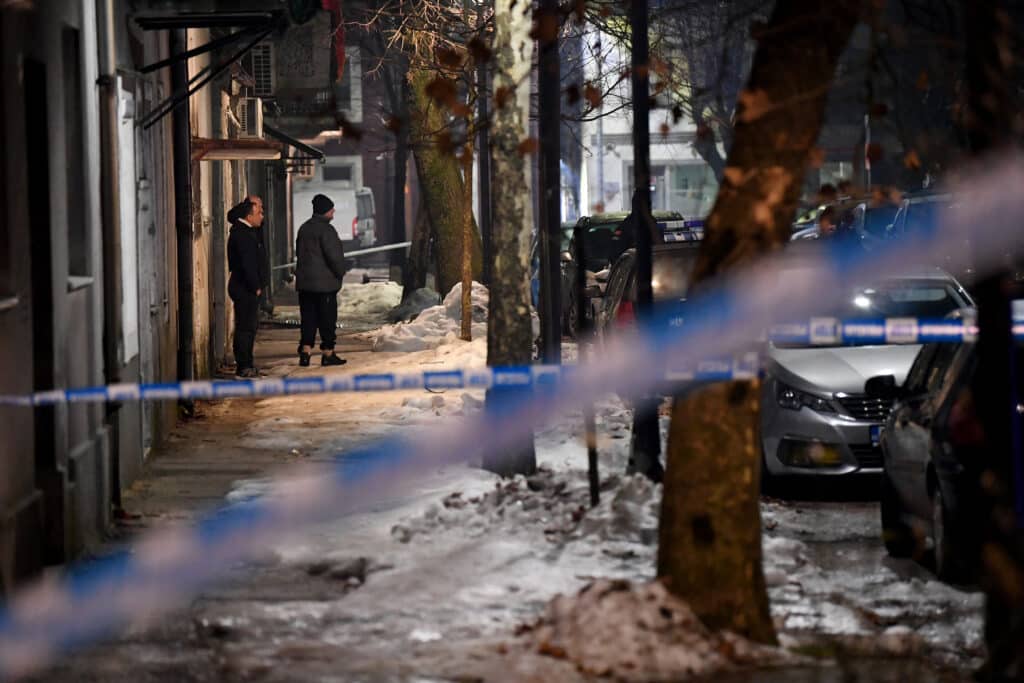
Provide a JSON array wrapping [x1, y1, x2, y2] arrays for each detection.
[[23, 57, 64, 564]]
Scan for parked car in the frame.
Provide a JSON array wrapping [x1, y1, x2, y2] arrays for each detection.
[[593, 239, 704, 338], [885, 193, 977, 290], [529, 222, 575, 310], [760, 268, 973, 483], [872, 313, 983, 582], [560, 211, 687, 336]]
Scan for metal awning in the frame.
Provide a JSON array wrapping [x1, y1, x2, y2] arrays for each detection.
[[264, 124, 325, 162], [191, 137, 282, 161]]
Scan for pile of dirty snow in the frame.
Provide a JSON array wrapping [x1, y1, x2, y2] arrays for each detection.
[[338, 281, 403, 318], [371, 282, 489, 352], [514, 579, 791, 681]]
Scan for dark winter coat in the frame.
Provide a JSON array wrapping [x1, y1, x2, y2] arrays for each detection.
[[227, 219, 269, 298], [295, 214, 346, 293]]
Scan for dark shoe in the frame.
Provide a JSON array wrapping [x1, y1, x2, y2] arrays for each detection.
[[235, 367, 260, 379], [298, 351, 311, 367], [322, 353, 347, 367]]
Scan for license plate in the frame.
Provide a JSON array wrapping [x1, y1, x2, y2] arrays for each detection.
[[870, 425, 883, 447]]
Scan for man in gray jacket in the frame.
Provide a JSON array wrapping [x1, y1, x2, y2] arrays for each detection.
[[295, 194, 347, 367]]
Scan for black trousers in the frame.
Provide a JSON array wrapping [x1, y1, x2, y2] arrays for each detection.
[[230, 283, 259, 370], [298, 290, 338, 350]]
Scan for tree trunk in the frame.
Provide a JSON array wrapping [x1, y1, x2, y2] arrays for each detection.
[[657, 0, 861, 645], [482, 0, 536, 477], [408, 66, 483, 296], [960, 1, 1024, 677], [404, 199, 431, 298]]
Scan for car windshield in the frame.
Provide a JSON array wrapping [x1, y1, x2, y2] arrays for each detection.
[[902, 200, 955, 235]]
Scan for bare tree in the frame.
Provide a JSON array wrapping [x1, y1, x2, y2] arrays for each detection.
[[481, 0, 537, 477]]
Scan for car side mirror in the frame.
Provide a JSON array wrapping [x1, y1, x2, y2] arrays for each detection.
[[865, 374, 900, 400], [560, 250, 573, 263]]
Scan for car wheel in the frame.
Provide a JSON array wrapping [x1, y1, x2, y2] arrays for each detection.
[[880, 470, 914, 558], [564, 298, 579, 338], [931, 485, 970, 583]]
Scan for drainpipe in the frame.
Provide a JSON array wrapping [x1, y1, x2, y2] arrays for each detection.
[[172, 29, 195, 389], [97, 0, 123, 508]]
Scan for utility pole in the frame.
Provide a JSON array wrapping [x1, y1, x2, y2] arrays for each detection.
[[172, 28, 195, 393], [477, 0, 493, 286], [595, 28, 604, 212], [628, 0, 663, 482], [537, 0, 561, 364]]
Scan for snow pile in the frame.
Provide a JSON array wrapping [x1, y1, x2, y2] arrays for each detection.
[[390, 467, 592, 544], [381, 392, 485, 422], [371, 282, 489, 352], [338, 281, 403, 318], [515, 579, 790, 681], [386, 287, 440, 323]]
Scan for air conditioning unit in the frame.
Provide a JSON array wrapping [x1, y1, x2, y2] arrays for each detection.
[[236, 97, 264, 138]]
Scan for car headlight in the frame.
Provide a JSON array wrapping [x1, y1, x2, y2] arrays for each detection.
[[776, 381, 835, 413]]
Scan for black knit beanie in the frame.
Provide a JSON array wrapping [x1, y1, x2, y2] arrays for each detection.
[[312, 194, 334, 215]]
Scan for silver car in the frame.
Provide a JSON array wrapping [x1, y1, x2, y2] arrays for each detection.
[[761, 269, 973, 479]]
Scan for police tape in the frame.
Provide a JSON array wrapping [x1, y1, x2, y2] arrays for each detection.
[[2, 318, 1021, 407], [4, 159, 1024, 679], [0, 356, 761, 407]]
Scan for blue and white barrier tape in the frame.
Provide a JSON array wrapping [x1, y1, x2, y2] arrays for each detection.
[[4, 318, 1021, 407], [0, 357, 758, 407]]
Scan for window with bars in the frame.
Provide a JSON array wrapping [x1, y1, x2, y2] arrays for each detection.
[[250, 43, 274, 98]]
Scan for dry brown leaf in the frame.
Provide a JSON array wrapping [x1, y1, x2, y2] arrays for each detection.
[[583, 83, 602, 109], [451, 102, 472, 118], [808, 147, 826, 169], [494, 86, 513, 110], [425, 77, 458, 108], [736, 88, 772, 123], [723, 166, 747, 186], [658, 122, 670, 138], [903, 149, 922, 169], [517, 137, 539, 156], [384, 116, 403, 134], [435, 47, 463, 70]]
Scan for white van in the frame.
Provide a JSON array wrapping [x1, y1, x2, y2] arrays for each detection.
[[293, 154, 375, 248]]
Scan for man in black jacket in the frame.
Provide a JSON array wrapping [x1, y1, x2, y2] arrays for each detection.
[[295, 194, 347, 367], [227, 197, 268, 377]]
